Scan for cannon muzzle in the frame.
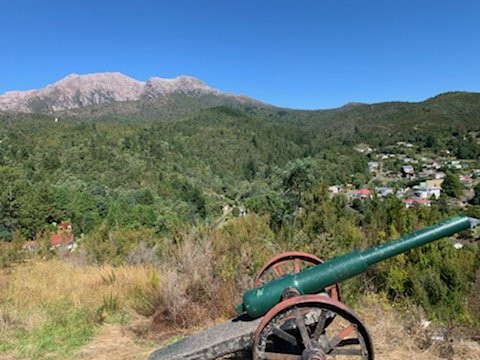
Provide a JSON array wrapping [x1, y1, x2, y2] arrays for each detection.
[[237, 215, 477, 318]]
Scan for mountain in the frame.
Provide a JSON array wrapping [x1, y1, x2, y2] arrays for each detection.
[[0, 72, 260, 113], [1, 73, 479, 135]]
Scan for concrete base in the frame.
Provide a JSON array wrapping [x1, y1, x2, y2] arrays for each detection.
[[148, 315, 261, 360]]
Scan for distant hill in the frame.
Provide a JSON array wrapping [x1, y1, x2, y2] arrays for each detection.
[[0, 72, 262, 113], [1, 74, 479, 139], [267, 91, 480, 135], [65, 90, 480, 137]]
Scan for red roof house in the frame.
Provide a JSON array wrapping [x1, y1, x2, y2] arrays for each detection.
[[357, 189, 371, 196], [50, 222, 75, 249], [50, 233, 75, 246]]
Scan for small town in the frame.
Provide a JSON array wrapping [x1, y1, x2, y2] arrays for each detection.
[[327, 140, 480, 209]]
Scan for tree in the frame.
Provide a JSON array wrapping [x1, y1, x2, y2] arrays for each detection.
[[425, 134, 438, 148], [442, 171, 463, 198], [471, 183, 480, 205], [282, 158, 316, 211], [244, 158, 257, 181], [456, 136, 479, 159]]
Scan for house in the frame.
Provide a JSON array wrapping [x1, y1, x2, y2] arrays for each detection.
[[414, 187, 440, 200], [426, 179, 444, 188], [328, 185, 339, 195], [434, 172, 446, 179], [404, 198, 431, 208], [50, 222, 75, 251], [401, 165, 415, 178], [413, 182, 441, 199], [354, 144, 373, 154], [460, 176, 474, 187], [376, 186, 394, 198], [350, 188, 372, 200], [418, 171, 434, 178], [424, 160, 439, 170], [51, 233, 75, 250], [449, 160, 462, 170]]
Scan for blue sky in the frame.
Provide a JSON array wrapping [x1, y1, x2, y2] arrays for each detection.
[[1, 0, 479, 109]]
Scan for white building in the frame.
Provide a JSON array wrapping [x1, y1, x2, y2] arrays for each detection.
[[413, 182, 441, 199], [328, 185, 339, 195]]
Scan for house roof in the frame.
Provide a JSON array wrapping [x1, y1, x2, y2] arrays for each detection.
[[51, 234, 74, 246], [404, 198, 430, 205], [357, 189, 371, 195]]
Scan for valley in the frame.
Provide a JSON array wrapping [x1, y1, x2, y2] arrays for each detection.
[[0, 76, 479, 359]]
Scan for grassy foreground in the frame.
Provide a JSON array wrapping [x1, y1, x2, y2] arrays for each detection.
[[0, 260, 159, 359], [1, 258, 479, 360]]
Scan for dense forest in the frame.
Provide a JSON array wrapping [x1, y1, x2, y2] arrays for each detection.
[[1, 92, 480, 326]]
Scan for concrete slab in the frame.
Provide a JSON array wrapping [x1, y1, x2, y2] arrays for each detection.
[[148, 315, 261, 360]]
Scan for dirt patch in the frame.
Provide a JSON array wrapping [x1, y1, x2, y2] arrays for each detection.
[[75, 324, 155, 360]]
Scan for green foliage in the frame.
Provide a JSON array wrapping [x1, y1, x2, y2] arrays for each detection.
[[471, 183, 480, 205], [442, 171, 463, 198], [0, 98, 479, 326]]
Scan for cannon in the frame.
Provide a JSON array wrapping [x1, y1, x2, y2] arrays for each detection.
[[149, 215, 478, 360]]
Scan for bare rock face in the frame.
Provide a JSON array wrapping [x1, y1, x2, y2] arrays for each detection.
[[0, 72, 231, 113], [144, 75, 219, 98]]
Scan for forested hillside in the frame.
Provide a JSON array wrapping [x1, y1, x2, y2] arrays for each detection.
[[1, 92, 480, 359], [0, 105, 372, 240], [1, 92, 479, 240]]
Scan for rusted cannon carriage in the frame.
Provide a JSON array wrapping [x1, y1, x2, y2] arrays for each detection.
[[149, 215, 477, 360]]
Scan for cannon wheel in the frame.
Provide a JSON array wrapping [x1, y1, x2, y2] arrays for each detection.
[[252, 294, 373, 360], [254, 251, 341, 301]]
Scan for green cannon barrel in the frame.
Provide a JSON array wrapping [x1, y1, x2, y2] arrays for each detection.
[[237, 215, 473, 319]]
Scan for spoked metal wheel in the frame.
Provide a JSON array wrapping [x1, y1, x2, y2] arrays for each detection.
[[254, 252, 341, 301], [252, 295, 373, 360]]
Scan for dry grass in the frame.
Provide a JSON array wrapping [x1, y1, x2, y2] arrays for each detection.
[[1, 260, 159, 318], [150, 234, 237, 330], [0, 234, 235, 359], [1, 236, 479, 359], [0, 260, 161, 359], [357, 293, 480, 359]]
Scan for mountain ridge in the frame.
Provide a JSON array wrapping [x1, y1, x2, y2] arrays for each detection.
[[0, 72, 259, 113], [1, 72, 479, 120]]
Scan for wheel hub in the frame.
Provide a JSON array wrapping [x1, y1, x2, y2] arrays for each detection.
[[302, 340, 327, 360]]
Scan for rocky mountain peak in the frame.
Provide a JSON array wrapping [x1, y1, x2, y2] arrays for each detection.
[[0, 72, 226, 113], [144, 75, 218, 97]]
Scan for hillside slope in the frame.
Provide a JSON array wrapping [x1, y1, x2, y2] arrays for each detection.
[[63, 90, 480, 136]]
